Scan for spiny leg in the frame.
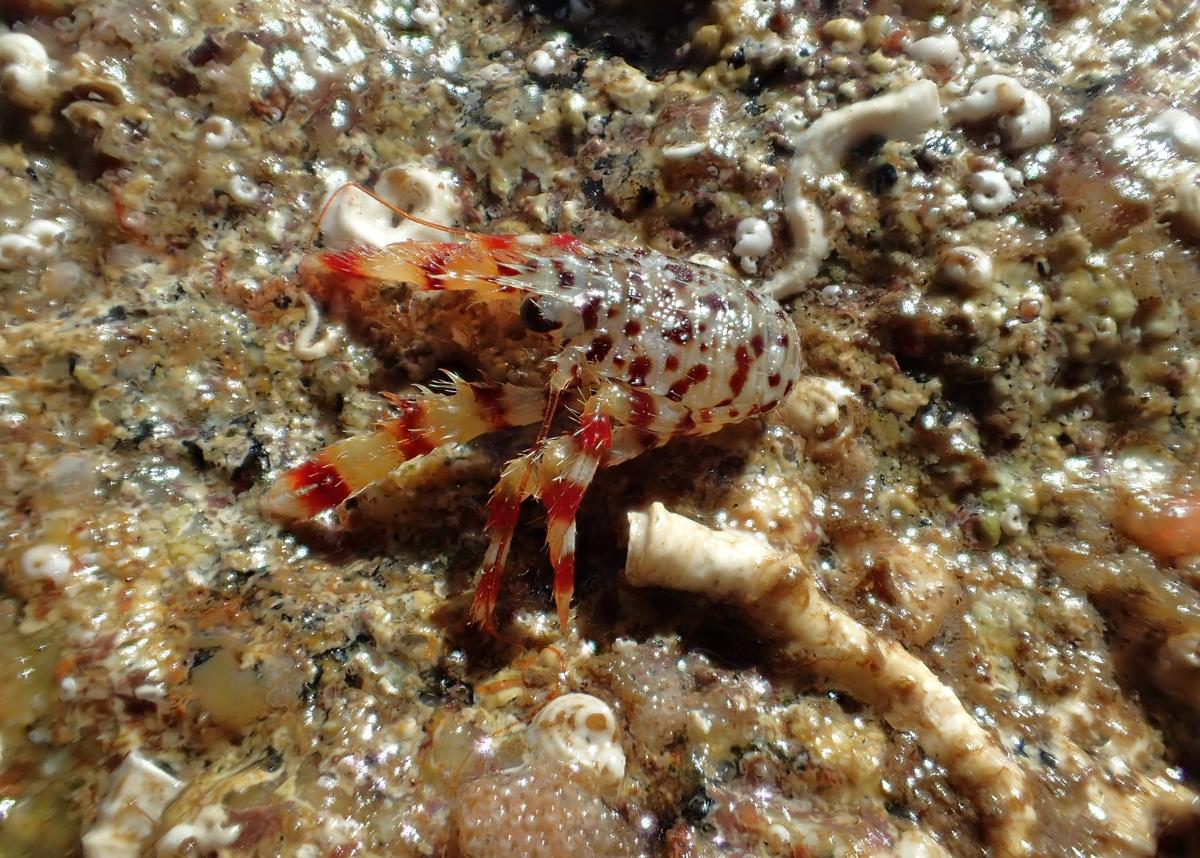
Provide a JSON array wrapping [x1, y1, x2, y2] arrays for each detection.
[[470, 351, 586, 632], [535, 405, 615, 629], [541, 416, 708, 629], [469, 412, 613, 634], [470, 382, 702, 632], [470, 449, 542, 632], [539, 385, 716, 627], [262, 377, 547, 522]]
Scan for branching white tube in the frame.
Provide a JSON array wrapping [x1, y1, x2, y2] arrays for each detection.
[[625, 504, 1035, 858]]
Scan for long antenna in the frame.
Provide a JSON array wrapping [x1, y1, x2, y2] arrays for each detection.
[[308, 180, 473, 246]]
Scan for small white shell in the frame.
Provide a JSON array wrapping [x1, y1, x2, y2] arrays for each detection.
[[966, 170, 1015, 214], [1152, 109, 1200, 160], [411, 4, 446, 35], [938, 245, 993, 291], [0, 32, 52, 109], [527, 693, 625, 787], [525, 49, 554, 77], [292, 293, 339, 360], [20, 544, 72, 585], [227, 175, 261, 206], [198, 115, 236, 149], [951, 75, 1051, 149]]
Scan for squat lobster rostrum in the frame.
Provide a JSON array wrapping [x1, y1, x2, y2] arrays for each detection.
[[262, 187, 802, 632]]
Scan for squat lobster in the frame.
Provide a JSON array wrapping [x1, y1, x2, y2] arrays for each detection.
[[262, 185, 802, 632]]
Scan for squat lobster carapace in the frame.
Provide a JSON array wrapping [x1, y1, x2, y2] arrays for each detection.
[[262, 184, 802, 633]]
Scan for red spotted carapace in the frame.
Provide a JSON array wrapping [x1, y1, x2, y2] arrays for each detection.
[[262, 193, 802, 631]]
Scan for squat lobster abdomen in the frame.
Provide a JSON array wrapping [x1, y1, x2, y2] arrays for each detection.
[[263, 212, 802, 633]]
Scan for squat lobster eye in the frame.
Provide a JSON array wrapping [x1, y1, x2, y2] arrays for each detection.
[[521, 296, 564, 333]]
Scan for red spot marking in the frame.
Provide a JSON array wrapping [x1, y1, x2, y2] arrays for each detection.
[[473, 385, 510, 429], [664, 261, 695, 283], [607, 307, 620, 319], [665, 354, 680, 372], [319, 248, 366, 277], [628, 355, 652, 386], [289, 458, 350, 516], [418, 244, 456, 291], [578, 412, 612, 452], [628, 390, 657, 428], [556, 262, 576, 290], [544, 480, 586, 521], [779, 333, 790, 348], [552, 551, 575, 630], [729, 346, 752, 398], [699, 294, 729, 314], [667, 363, 708, 403], [485, 492, 521, 532], [550, 233, 585, 253], [634, 427, 658, 450], [386, 401, 436, 458], [624, 319, 642, 337], [729, 409, 739, 418], [481, 234, 516, 250], [751, 334, 765, 356], [663, 312, 694, 345], [585, 335, 613, 363], [492, 247, 528, 277], [580, 295, 602, 330], [768, 372, 782, 388]]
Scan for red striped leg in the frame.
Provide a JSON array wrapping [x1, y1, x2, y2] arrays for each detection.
[[470, 449, 541, 632], [262, 377, 546, 522], [539, 408, 614, 629], [470, 407, 614, 632]]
